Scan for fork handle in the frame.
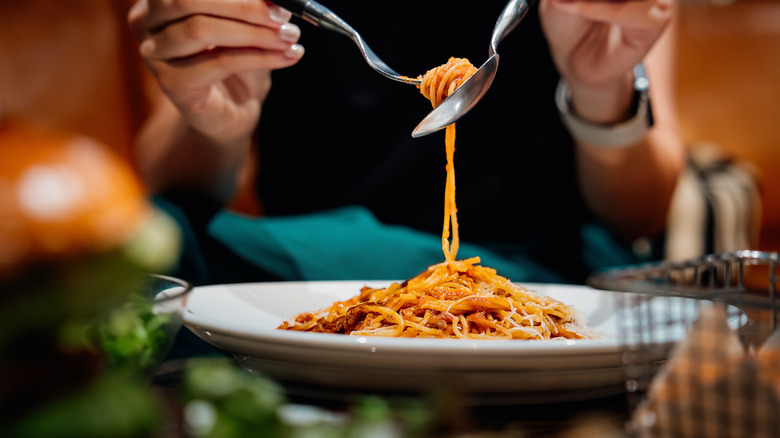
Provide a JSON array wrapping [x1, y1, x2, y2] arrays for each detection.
[[270, 0, 355, 38]]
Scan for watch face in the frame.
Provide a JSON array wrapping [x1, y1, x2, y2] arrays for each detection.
[[633, 63, 654, 128], [633, 63, 650, 92]]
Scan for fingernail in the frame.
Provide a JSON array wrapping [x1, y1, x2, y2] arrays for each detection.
[[279, 23, 300, 43], [140, 39, 155, 57], [268, 4, 292, 23], [285, 44, 304, 59]]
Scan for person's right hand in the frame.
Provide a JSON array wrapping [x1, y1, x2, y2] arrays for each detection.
[[128, 0, 304, 146]]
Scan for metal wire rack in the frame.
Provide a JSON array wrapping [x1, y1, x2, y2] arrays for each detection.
[[587, 250, 780, 437]]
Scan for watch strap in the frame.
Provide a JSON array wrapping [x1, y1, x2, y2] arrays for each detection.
[[555, 64, 654, 148]]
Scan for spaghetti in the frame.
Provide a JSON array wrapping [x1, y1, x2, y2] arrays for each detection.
[[419, 57, 477, 261], [277, 58, 587, 340], [278, 257, 585, 340]]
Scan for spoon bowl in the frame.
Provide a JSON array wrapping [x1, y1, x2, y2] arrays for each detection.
[[412, 54, 499, 138], [412, 0, 536, 138]]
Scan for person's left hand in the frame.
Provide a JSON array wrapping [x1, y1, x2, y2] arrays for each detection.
[[539, 0, 674, 120]]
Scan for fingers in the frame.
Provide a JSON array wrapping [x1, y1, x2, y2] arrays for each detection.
[[130, 0, 292, 38], [128, 0, 304, 92], [129, 0, 303, 64], [150, 47, 298, 92], [139, 14, 302, 61], [548, 0, 674, 29], [539, 0, 675, 94]]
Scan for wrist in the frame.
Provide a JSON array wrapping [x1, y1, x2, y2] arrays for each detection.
[[568, 73, 635, 125], [556, 64, 654, 148]]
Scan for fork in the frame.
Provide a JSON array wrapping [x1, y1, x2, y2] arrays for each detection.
[[271, 0, 421, 86]]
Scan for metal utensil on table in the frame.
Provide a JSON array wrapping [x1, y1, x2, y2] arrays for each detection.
[[412, 0, 536, 138], [272, 0, 420, 86]]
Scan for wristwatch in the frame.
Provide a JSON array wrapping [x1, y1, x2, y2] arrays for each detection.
[[555, 64, 654, 147]]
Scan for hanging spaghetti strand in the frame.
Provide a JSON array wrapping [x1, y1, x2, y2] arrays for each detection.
[[419, 57, 476, 261]]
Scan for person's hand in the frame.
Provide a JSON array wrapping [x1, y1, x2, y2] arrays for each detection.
[[128, 0, 304, 146], [539, 0, 674, 122]]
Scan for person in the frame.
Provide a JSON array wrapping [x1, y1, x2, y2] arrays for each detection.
[[127, 0, 684, 286]]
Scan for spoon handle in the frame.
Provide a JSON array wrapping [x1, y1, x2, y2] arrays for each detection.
[[491, 0, 538, 53]]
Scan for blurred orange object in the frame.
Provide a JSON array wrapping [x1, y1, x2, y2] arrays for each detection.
[[0, 118, 149, 273]]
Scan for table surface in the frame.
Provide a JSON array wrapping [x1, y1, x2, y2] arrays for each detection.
[[153, 352, 635, 437]]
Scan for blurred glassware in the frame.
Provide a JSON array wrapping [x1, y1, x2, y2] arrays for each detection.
[[93, 274, 192, 378]]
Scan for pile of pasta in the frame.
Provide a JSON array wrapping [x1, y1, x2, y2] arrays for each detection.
[[277, 58, 588, 340], [278, 257, 586, 340]]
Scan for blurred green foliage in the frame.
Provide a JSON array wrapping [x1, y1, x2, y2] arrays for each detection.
[[178, 358, 432, 438]]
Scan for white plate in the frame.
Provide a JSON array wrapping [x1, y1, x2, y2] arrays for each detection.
[[183, 281, 734, 401]]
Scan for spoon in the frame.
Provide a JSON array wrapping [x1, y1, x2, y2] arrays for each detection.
[[272, 0, 420, 85], [412, 0, 536, 138]]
